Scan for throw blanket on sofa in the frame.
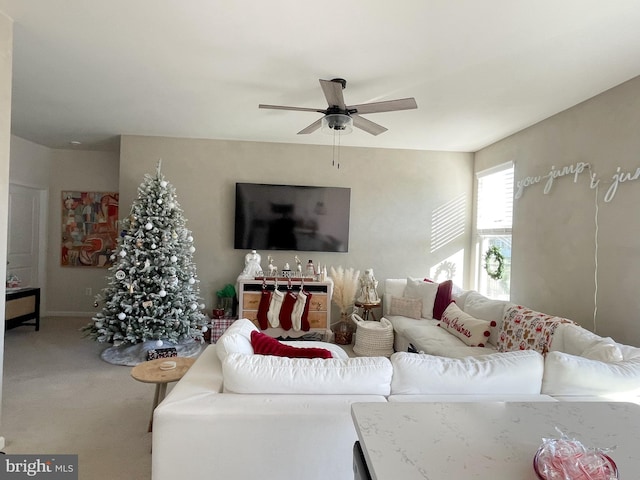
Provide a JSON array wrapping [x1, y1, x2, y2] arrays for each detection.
[[498, 305, 576, 355]]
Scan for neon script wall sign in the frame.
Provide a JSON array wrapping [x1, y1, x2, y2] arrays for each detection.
[[515, 162, 640, 203]]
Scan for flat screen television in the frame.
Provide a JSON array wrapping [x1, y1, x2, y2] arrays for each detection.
[[234, 182, 351, 252]]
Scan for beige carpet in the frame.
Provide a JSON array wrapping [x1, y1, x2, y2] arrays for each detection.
[[2, 316, 171, 480]]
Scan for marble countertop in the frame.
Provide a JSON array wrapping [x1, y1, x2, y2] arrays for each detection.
[[352, 401, 640, 479]]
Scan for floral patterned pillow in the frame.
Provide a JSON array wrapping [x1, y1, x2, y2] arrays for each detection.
[[498, 305, 575, 355]]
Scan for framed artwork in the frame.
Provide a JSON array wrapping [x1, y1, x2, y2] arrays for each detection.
[[61, 191, 119, 267]]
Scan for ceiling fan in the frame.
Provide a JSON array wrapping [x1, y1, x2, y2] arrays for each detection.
[[259, 78, 417, 136]]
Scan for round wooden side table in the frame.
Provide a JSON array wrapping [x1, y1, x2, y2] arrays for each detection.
[[131, 356, 195, 432], [355, 301, 381, 321]]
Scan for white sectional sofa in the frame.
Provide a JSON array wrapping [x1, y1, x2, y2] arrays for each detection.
[[152, 281, 640, 480], [384, 277, 640, 401]]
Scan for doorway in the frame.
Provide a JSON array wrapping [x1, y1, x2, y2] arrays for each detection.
[[7, 184, 46, 304]]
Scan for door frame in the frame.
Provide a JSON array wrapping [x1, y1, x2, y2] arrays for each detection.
[[8, 181, 48, 312]]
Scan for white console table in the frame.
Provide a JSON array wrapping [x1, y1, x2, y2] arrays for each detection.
[[352, 401, 640, 479]]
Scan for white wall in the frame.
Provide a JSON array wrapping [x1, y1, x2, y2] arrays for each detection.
[[475, 75, 640, 345], [46, 149, 119, 315], [9, 135, 52, 187], [0, 9, 13, 451], [8, 135, 52, 309], [119, 135, 474, 316]]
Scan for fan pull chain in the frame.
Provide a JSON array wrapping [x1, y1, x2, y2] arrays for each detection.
[[330, 129, 343, 169], [337, 130, 341, 169], [332, 130, 336, 167]]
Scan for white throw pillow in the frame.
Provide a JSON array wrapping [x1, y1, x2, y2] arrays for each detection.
[[215, 318, 258, 362], [581, 338, 623, 362], [222, 353, 393, 395], [439, 302, 492, 347], [542, 351, 640, 396], [389, 296, 422, 319], [403, 277, 438, 319], [390, 350, 544, 395]]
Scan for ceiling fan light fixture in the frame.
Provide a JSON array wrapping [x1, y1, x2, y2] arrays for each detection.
[[321, 114, 353, 135]]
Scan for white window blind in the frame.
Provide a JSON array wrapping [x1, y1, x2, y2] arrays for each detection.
[[477, 163, 514, 231]]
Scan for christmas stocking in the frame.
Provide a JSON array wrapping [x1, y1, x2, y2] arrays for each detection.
[[267, 289, 284, 328], [290, 291, 308, 331], [256, 289, 272, 330], [279, 290, 297, 331], [300, 290, 312, 331]]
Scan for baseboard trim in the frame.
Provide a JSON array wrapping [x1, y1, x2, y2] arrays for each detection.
[[45, 311, 95, 317]]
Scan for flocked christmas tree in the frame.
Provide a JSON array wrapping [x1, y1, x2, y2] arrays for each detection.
[[84, 161, 205, 346]]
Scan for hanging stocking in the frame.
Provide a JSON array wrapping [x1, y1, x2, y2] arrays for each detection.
[[279, 289, 297, 331], [267, 289, 284, 328], [290, 291, 308, 332], [256, 289, 272, 330], [301, 290, 312, 331]]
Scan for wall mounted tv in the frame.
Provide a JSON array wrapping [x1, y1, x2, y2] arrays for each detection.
[[234, 182, 351, 252]]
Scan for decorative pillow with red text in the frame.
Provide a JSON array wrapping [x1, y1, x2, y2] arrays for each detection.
[[250, 330, 333, 359], [438, 302, 494, 347]]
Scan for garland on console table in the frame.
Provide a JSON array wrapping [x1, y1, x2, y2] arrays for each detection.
[[484, 246, 505, 280]]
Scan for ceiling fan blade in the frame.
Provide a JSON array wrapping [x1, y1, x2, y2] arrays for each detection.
[[319, 79, 346, 109], [259, 104, 325, 113], [297, 118, 323, 134], [349, 97, 417, 115], [351, 114, 388, 136]]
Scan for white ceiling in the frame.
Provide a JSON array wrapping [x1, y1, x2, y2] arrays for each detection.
[[1, 1, 640, 153]]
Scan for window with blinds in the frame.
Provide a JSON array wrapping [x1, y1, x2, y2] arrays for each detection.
[[476, 162, 514, 300]]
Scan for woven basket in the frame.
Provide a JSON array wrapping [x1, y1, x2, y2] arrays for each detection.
[[352, 314, 394, 357]]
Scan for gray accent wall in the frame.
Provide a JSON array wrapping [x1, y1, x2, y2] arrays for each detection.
[[475, 76, 640, 345], [119, 136, 474, 315]]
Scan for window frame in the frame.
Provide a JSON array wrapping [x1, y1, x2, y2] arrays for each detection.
[[473, 161, 514, 300]]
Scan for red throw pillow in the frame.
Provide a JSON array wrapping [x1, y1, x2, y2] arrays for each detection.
[[250, 330, 333, 359], [424, 278, 453, 320]]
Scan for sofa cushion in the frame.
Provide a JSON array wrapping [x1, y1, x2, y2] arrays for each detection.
[[390, 350, 544, 395], [222, 353, 393, 395], [549, 324, 625, 363], [580, 338, 623, 362], [403, 277, 438, 319], [407, 338, 497, 358], [389, 296, 422, 319], [550, 323, 604, 355], [460, 291, 510, 346], [439, 302, 493, 347], [216, 318, 258, 362], [424, 278, 454, 320], [542, 351, 640, 396], [251, 331, 333, 359], [398, 322, 469, 355]]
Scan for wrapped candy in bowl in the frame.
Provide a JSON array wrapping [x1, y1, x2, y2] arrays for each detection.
[[533, 431, 618, 480]]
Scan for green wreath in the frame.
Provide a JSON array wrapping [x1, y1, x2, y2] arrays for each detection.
[[484, 245, 505, 280]]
